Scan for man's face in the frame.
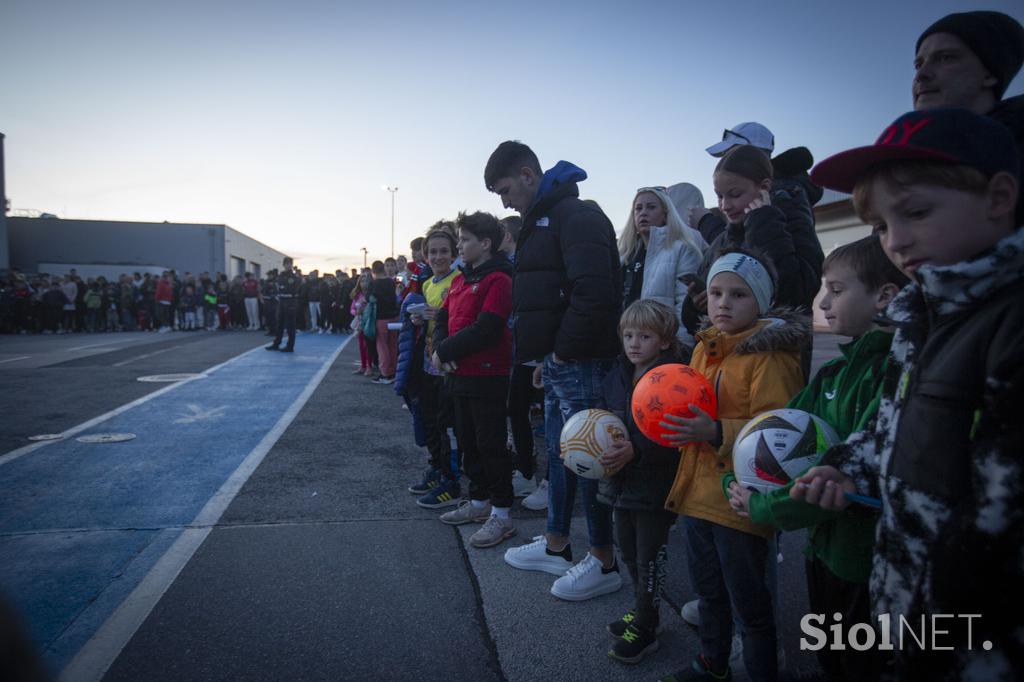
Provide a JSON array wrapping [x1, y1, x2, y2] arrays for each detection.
[[490, 170, 536, 215], [913, 33, 997, 113]]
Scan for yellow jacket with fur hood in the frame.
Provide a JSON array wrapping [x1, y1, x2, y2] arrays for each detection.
[[664, 311, 808, 536]]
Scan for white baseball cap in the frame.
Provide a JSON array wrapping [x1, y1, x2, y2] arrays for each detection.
[[705, 122, 775, 157]]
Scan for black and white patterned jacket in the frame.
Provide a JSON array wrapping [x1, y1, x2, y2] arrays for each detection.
[[825, 228, 1024, 681]]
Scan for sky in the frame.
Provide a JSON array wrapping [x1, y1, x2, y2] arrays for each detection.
[[2, 0, 1023, 274]]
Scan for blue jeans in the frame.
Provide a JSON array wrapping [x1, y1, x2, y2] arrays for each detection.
[[684, 516, 777, 682], [542, 354, 614, 547]]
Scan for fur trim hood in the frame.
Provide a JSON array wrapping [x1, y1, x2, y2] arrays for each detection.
[[697, 308, 811, 355]]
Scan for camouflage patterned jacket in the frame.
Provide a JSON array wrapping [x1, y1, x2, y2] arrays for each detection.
[[824, 228, 1024, 680]]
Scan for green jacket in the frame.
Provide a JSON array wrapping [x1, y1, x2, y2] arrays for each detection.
[[722, 329, 892, 583], [84, 289, 102, 310]]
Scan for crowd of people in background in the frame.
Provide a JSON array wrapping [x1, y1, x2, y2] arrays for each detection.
[[0, 266, 363, 336]]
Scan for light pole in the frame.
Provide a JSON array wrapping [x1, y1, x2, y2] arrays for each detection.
[[383, 185, 398, 257], [361, 247, 368, 268]]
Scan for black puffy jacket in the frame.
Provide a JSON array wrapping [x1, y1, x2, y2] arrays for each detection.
[[683, 185, 823, 335], [596, 352, 682, 511], [513, 181, 621, 363]]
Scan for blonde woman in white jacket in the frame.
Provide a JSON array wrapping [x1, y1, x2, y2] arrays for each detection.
[[618, 185, 705, 353]]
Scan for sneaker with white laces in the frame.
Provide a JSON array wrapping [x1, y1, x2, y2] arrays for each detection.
[[469, 515, 517, 548], [520, 479, 548, 510], [503, 535, 573, 576], [439, 500, 491, 525], [512, 471, 538, 498], [550, 553, 623, 601], [681, 599, 700, 626]]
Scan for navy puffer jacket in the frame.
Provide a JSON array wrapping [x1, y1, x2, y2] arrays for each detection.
[[394, 292, 426, 397]]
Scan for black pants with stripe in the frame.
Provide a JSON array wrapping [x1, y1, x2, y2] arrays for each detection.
[[614, 507, 675, 632]]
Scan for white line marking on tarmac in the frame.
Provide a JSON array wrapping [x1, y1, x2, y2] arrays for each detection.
[[0, 356, 31, 364], [111, 346, 177, 367], [0, 343, 268, 468], [67, 339, 140, 352], [58, 334, 353, 682]]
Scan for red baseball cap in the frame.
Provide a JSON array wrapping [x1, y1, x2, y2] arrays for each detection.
[[810, 109, 1020, 194]]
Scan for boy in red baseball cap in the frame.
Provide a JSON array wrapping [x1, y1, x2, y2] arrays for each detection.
[[794, 108, 1023, 680]]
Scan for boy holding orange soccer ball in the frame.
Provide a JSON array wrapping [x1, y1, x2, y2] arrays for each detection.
[[596, 299, 685, 664]]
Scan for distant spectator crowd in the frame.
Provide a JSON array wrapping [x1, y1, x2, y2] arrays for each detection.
[[0, 266, 376, 336]]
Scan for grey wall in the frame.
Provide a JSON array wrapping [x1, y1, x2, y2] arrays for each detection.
[[8, 218, 289, 279]]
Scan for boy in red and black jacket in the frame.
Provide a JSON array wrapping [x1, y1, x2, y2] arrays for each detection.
[[431, 211, 517, 549]]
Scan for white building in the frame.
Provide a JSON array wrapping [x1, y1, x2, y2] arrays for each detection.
[[810, 189, 873, 329]]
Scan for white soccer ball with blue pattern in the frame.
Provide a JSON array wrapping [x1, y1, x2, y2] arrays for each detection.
[[733, 409, 840, 494]]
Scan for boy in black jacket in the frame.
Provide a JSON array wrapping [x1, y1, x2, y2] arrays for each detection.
[[599, 299, 683, 664]]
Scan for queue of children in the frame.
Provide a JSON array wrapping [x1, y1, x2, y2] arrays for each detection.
[[272, 11, 1023, 679], [382, 93, 1022, 682]]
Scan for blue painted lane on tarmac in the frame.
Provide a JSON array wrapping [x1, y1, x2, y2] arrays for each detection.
[[0, 334, 347, 670]]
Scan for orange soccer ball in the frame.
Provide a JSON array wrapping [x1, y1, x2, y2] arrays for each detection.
[[630, 364, 717, 447]]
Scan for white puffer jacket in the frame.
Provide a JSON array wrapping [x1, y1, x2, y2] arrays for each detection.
[[639, 225, 702, 349]]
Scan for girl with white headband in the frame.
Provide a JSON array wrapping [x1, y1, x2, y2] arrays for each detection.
[[659, 249, 809, 682]]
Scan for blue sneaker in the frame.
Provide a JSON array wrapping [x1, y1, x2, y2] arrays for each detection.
[[416, 479, 461, 509], [408, 468, 442, 495]]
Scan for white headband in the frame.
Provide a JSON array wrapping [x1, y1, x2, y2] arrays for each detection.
[[707, 253, 774, 314]]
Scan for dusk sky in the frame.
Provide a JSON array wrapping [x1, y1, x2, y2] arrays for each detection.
[[3, 0, 1022, 273]]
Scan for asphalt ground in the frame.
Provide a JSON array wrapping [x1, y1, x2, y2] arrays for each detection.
[[0, 330, 843, 681]]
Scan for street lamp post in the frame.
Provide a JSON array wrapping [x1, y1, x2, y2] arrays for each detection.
[[383, 185, 398, 257], [361, 247, 368, 268]]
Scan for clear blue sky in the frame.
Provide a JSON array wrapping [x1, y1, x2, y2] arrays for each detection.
[[2, 0, 1022, 273]]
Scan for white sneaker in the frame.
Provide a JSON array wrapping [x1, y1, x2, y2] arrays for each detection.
[[512, 471, 537, 498], [520, 479, 548, 510], [503, 535, 572, 576], [681, 598, 700, 625], [550, 553, 622, 601]]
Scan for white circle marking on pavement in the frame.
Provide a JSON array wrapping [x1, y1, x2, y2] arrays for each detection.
[[76, 433, 138, 444]]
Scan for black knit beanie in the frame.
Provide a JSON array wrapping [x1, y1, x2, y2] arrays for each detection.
[[917, 11, 1024, 100]]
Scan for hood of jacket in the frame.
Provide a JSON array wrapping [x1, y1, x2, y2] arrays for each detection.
[[771, 146, 824, 207], [460, 256, 514, 284], [697, 308, 811, 356], [989, 93, 1024, 137], [528, 161, 588, 215]]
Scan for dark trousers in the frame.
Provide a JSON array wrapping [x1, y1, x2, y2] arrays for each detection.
[[418, 373, 457, 479], [806, 558, 887, 682], [452, 384, 512, 508], [273, 299, 297, 349], [507, 363, 541, 479], [615, 507, 675, 632], [264, 300, 277, 333], [685, 516, 777, 682]]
